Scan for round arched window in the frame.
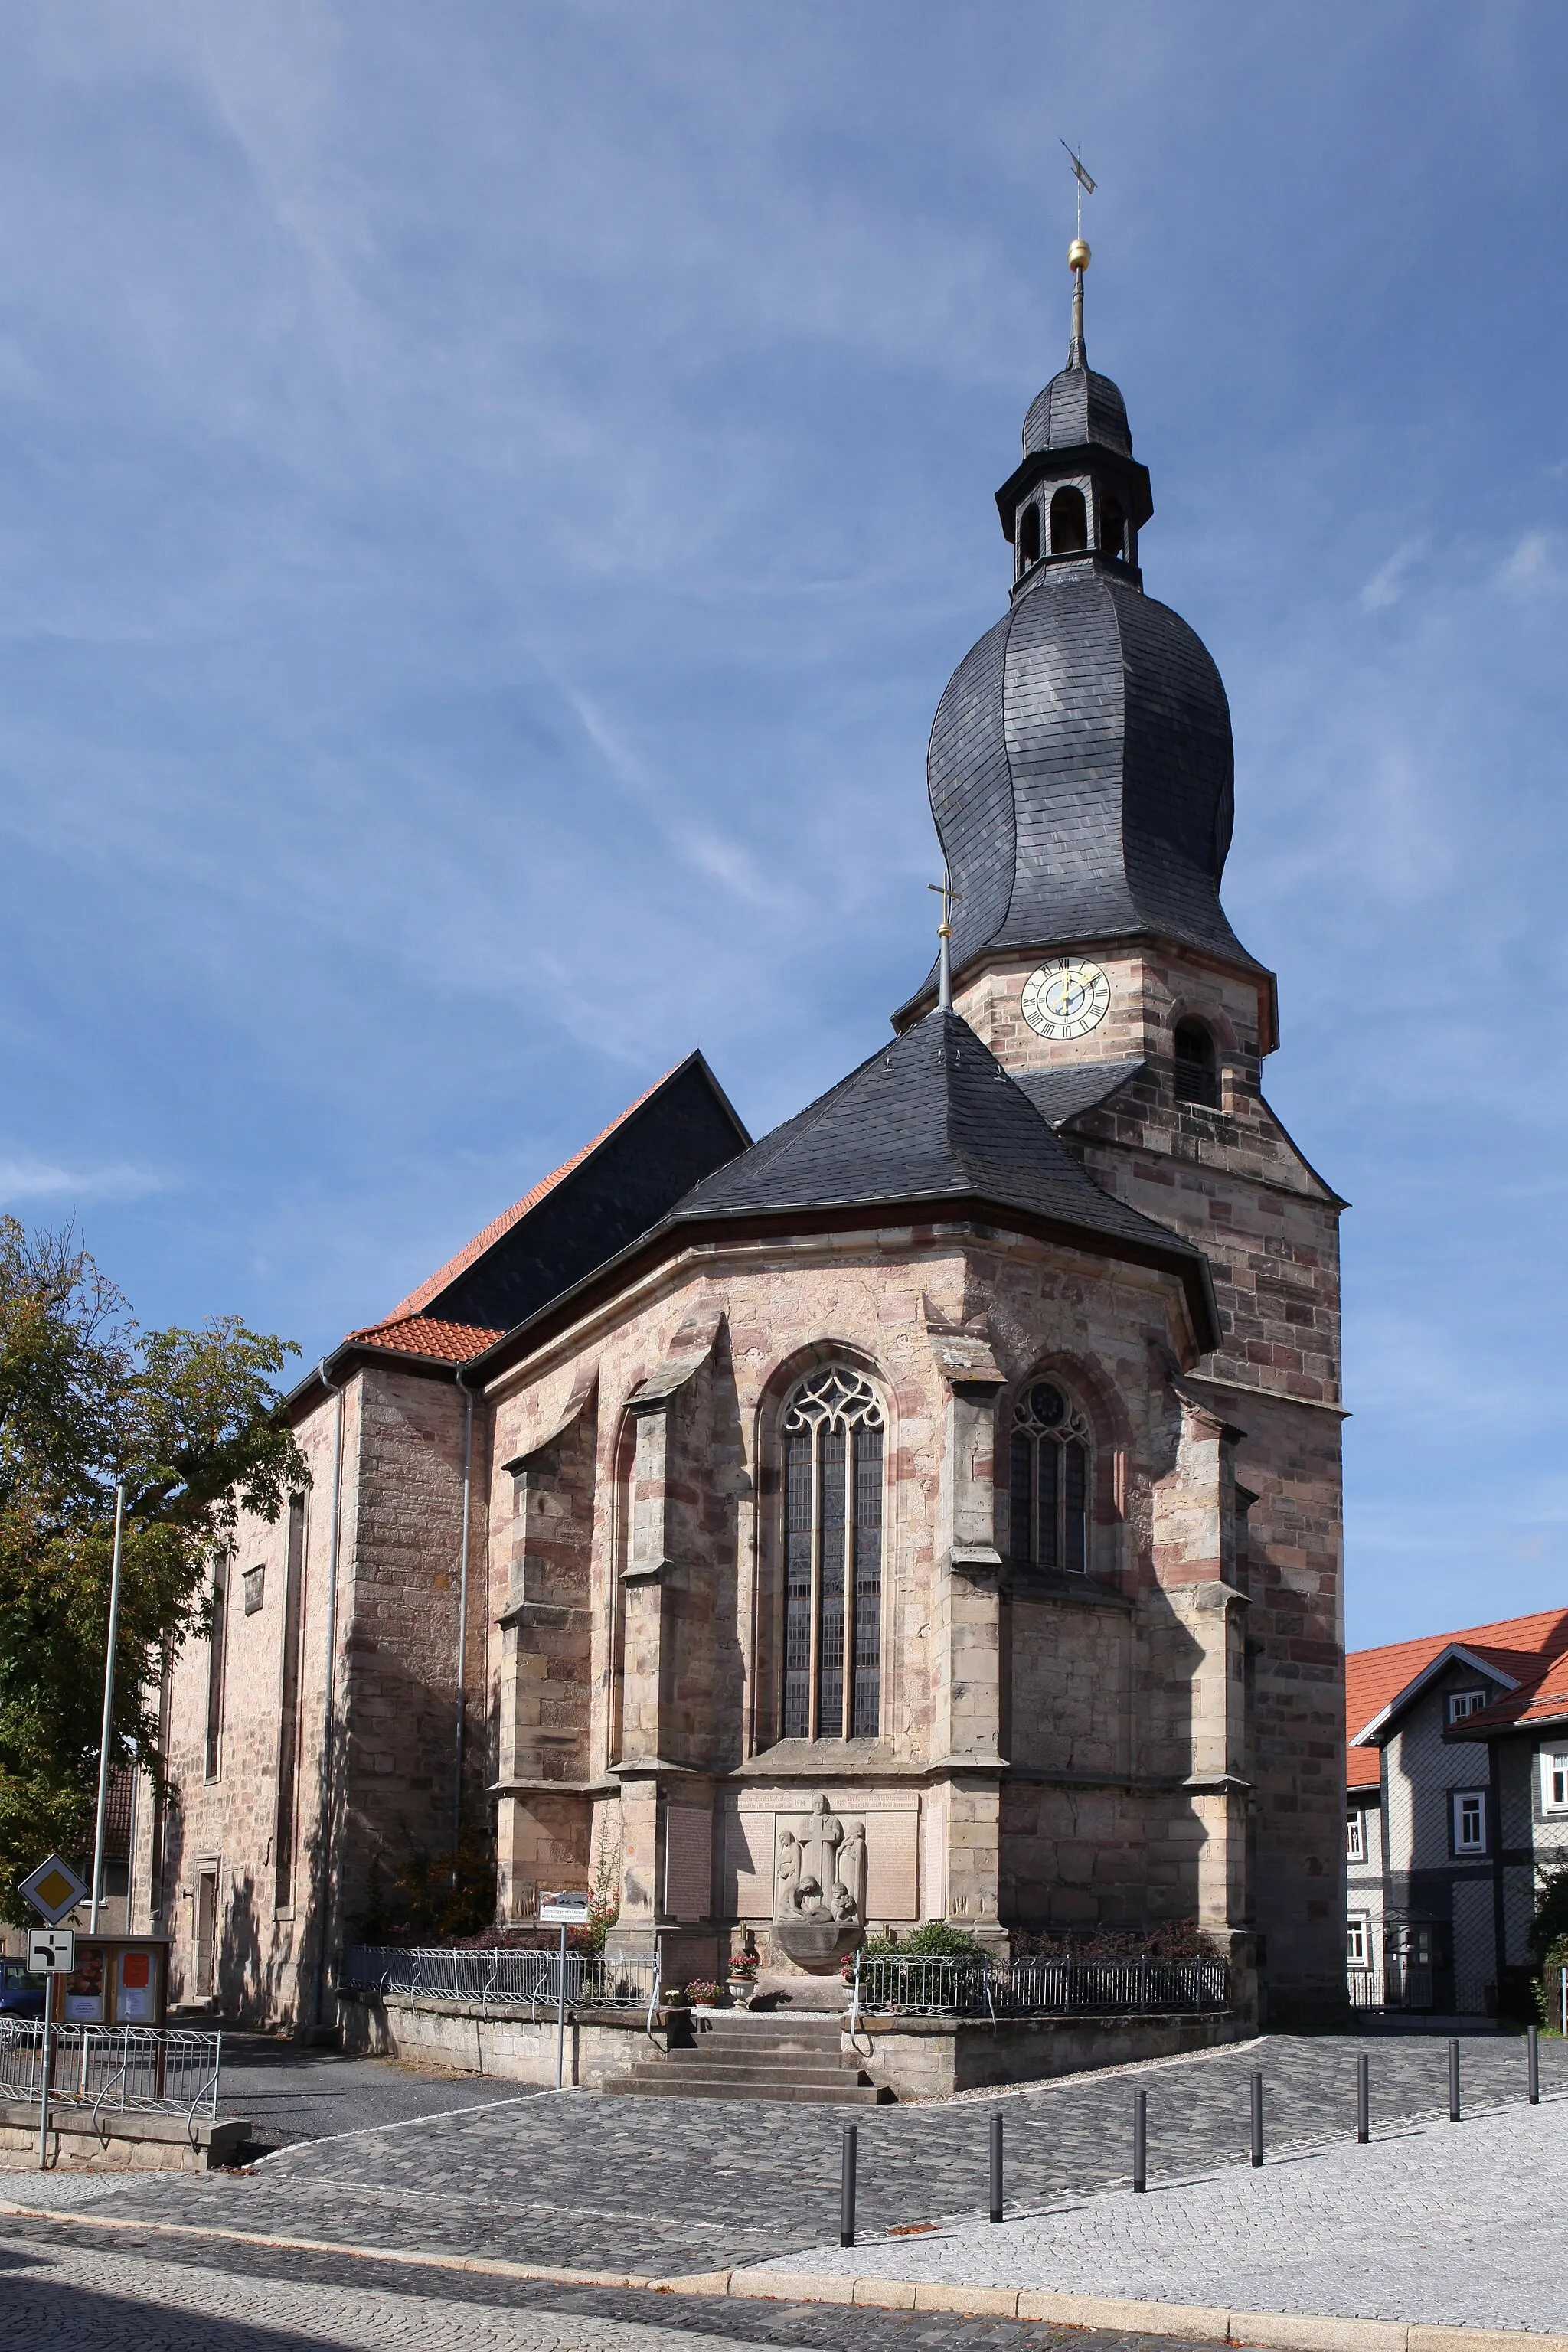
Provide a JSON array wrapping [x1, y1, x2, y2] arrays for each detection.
[[1010, 1380, 1092, 1573]]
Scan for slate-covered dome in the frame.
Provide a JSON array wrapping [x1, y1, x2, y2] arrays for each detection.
[[900, 267, 1265, 1012]]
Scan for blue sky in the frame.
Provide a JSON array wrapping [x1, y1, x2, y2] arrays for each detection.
[[0, 2, 1563, 1648]]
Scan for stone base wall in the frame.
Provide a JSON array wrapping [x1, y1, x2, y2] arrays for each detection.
[[341, 1991, 1247, 2098]]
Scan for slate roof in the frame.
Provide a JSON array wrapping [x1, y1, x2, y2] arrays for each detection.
[[1013, 1059, 1147, 1129], [299, 1052, 750, 1394], [896, 320, 1270, 1027], [1346, 1606, 1568, 1788], [659, 1008, 1216, 1343], [1023, 351, 1132, 458]]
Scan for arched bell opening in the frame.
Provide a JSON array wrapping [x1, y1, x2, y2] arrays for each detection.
[[1048, 485, 1088, 554]]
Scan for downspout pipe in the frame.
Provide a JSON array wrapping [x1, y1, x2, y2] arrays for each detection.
[[452, 1368, 475, 1886], [312, 1357, 346, 2032]]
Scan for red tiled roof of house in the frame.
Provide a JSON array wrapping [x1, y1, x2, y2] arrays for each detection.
[[385, 1066, 684, 1323], [345, 1313, 506, 1364], [1346, 1606, 1568, 1788]]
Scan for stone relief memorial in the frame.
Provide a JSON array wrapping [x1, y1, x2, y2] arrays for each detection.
[[773, 1796, 866, 1969], [133, 237, 1348, 2076]]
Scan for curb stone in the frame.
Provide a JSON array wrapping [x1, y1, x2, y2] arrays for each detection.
[[2, 2199, 1565, 2352]]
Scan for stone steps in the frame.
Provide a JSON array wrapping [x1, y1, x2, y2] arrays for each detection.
[[603, 2013, 892, 2104]]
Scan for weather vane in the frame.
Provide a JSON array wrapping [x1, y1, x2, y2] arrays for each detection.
[[1060, 139, 1096, 243]]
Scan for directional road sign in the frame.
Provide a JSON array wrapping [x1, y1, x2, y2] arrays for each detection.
[[26, 1929, 75, 1974], [18, 1854, 88, 1927]]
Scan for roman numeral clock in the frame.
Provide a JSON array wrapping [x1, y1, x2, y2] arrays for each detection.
[[1021, 958, 1111, 1042]]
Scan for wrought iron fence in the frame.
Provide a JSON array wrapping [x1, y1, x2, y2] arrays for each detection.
[[852, 1952, 1231, 2019], [0, 2022, 221, 2126], [342, 1944, 660, 2014]]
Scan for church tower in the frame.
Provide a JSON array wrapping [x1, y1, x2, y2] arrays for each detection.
[[897, 243, 1347, 2020]]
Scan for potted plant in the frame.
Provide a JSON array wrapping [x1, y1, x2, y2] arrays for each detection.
[[727, 1950, 760, 2008], [686, 1978, 722, 2014]]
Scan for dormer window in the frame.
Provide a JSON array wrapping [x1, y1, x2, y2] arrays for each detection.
[[1173, 1020, 1220, 1109], [1018, 502, 1041, 570], [1100, 492, 1126, 560], [1049, 486, 1087, 554]]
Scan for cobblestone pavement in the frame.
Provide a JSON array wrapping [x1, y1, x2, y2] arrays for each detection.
[[214, 2034, 542, 2153], [758, 2091, 1568, 2333], [3, 2030, 1557, 2282], [0, 2218, 1211, 2352]]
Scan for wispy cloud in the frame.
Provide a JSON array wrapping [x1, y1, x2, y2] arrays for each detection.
[[1497, 528, 1566, 596], [1358, 537, 1426, 611], [0, 1157, 165, 1205]]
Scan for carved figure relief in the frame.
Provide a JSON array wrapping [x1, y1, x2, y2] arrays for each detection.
[[771, 1793, 865, 1970]]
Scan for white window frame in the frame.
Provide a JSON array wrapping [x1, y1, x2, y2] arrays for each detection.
[[1346, 1811, 1365, 1862], [1447, 1689, 1488, 1724], [1541, 1749, 1568, 1815], [1452, 1788, 1488, 1855], [1346, 1913, 1370, 1969]]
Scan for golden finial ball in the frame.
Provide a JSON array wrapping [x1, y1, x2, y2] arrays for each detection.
[[1067, 237, 1091, 273]]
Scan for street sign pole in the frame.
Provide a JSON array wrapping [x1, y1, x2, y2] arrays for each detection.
[[37, 1977, 51, 2172], [90, 1481, 127, 1934], [556, 1923, 567, 2091], [537, 1891, 590, 2093]]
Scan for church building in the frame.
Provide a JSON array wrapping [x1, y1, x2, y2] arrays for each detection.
[[131, 246, 1348, 2034]]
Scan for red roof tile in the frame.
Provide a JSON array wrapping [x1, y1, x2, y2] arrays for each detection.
[[386, 1067, 684, 1323], [345, 1314, 505, 1364], [1346, 1606, 1568, 1788]]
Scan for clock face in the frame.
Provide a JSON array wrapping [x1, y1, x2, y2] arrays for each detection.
[[1021, 959, 1111, 1041]]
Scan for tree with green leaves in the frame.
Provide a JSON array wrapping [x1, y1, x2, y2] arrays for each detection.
[[0, 1217, 309, 1923]]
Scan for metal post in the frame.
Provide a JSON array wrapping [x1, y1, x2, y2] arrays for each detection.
[[840, 2121, 858, 2248], [1527, 2023, 1540, 2106], [37, 1982, 53, 2171], [988, 2111, 1004, 2224], [554, 1924, 568, 2090], [1250, 2068, 1263, 2167], [1560, 1964, 1566, 2040], [90, 1481, 128, 1933], [1133, 2087, 1147, 2191], [1356, 2053, 1370, 2143], [1448, 2037, 1461, 2122]]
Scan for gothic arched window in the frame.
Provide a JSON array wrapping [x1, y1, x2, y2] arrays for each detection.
[[782, 1367, 884, 1741], [1174, 1019, 1220, 1109], [1010, 1380, 1092, 1574], [1049, 485, 1088, 554]]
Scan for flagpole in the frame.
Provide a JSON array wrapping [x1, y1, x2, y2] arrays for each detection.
[[89, 1483, 127, 1936]]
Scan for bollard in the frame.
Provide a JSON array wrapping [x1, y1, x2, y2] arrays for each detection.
[[1528, 2024, 1540, 2107], [1250, 2069, 1263, 2167], [1448, 2037, 1461, 2123], [1356, 2053, 1370, 2144], [840, 2121, 858, 2249], [989, 2111, 1004, 2225], [1132, 2087, 1147, 2194]]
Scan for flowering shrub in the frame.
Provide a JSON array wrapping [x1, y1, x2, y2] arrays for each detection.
[[684, 1979, 721, 2005]]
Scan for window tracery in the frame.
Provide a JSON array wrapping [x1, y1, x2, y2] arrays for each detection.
[[782, 1367, 884, 1741], [1010, 1380, 1092, 1574]]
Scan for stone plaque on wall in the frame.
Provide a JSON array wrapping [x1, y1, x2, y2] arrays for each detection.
[[720, 1812, 772, 1920], [865, 1810, 920, 1920], [664, 1805, 712, 1923]]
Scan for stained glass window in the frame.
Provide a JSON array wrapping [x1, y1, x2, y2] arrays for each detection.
[[1010, 1380, 1092, 1575], [781, 1367, 884, 1740]]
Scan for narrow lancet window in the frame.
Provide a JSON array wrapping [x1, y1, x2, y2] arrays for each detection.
[[1010, 1381, 1092, 1573], [782, 1367, 884, 1740], [1049, 485, 1088, 553], [1100, 492, 1126, 560]]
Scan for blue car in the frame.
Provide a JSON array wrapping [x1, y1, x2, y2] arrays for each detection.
[[0, 1961, 44, 2020]]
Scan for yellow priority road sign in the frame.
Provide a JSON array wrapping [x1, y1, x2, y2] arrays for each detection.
[[18, 1853, 89, 1927]]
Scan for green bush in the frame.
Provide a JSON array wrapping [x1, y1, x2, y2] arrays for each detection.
[[861, 1922, 987, 1960]]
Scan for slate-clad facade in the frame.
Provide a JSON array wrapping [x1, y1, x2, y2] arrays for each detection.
[[134, 253, 1348, 2039]]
